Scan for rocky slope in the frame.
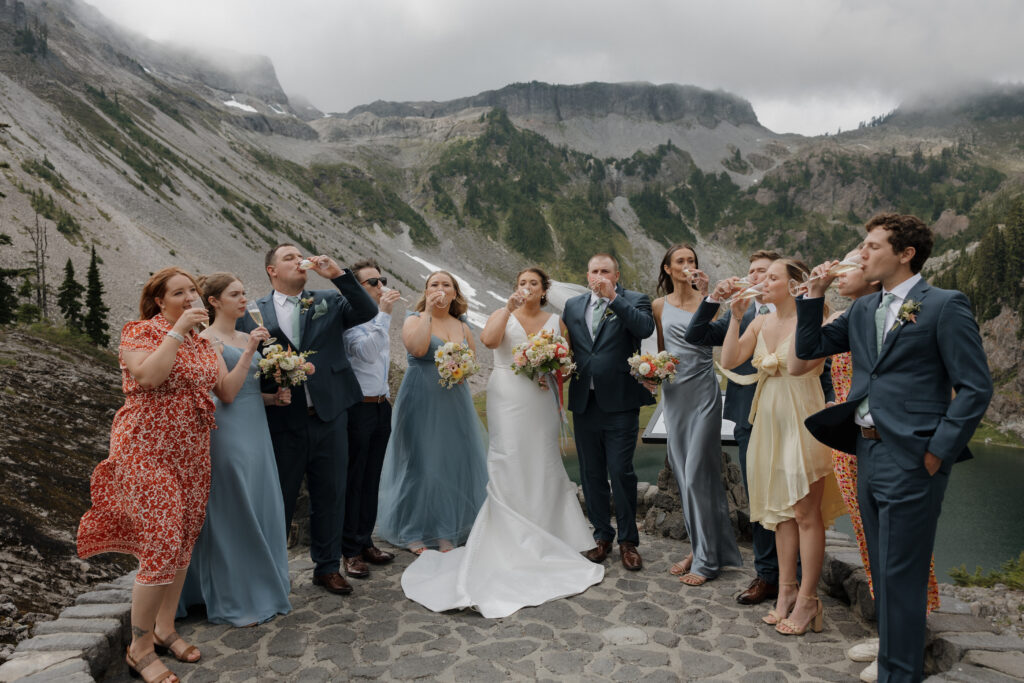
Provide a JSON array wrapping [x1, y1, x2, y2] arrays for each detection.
[[0, 327, 132, 662]]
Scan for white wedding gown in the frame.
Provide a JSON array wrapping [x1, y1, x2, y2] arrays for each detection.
[[401, 313, 604, 618]]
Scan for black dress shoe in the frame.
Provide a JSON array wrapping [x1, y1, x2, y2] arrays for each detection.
[[361, 547, 395, 565], [344, 556, 370, 579], [736, 577, 778, 605], [313, 572, 353, 595], [584, 540, 612, 563]]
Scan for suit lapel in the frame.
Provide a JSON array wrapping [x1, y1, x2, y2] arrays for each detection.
[[570, 295, 593, 352], [874, 280, 930, 369], [591, 285, 623, 345], [298, 291, 315, 350], [259, 294, 282, 340]]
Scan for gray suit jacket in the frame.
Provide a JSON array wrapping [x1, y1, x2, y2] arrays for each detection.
[[795, 280, 993, 471]]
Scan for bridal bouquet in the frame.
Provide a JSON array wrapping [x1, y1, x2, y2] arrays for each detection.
[[256, 344, 316, 387], [627, 350, 679, 390], [511, 329, 576, 386], [434, 341, 480, 389]]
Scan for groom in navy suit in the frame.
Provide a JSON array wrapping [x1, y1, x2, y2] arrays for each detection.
[[795, 214, 992, 683], [240, 244, 378, 595], [563, 253, 656, 571]]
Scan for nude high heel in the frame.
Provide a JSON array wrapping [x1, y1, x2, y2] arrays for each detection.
[[762, 581, 798, 625], [775, 594, 824, 635]]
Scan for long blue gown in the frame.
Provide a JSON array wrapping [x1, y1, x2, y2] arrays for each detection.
[[376, 324, 488, 549], [178, 345, 291, 626], [662, 302, 743, 579]]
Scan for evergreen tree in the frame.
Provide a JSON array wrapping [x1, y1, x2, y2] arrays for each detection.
[[0, 234, 15, 326], [57, 258, 85, 332], [83, 246, 110, 346]]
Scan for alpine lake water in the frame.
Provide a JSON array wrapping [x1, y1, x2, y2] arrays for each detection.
[[562, 439, 1024, 583]]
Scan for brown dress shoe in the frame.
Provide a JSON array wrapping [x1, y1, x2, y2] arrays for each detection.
[[584, 539, 612, 563], [619, 542, 643, 571], [736, 577, 778, 605], [361, 547, 395, 565], [313, 572, 353, 595], [344, 556, 370, 579]]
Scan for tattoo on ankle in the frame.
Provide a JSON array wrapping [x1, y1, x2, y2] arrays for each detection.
[[131, 625, 150, 639]]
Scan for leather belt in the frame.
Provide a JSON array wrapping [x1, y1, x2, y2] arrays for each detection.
[[860, 426, 881, 441], [362, 395, 388, 404]]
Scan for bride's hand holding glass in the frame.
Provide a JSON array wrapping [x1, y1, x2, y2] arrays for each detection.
[[506, 288, 526, 312]]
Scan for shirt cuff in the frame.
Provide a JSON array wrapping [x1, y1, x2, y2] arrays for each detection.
[[706, 295, 722, 304]]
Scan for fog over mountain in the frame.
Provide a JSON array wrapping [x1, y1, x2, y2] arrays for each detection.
[[85, 0, 1024, 136]]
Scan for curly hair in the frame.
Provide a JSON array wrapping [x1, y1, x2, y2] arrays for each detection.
[[864, 213, 933, 273]]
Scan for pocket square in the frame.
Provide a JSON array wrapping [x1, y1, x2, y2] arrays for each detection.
[[312, 299, 329, 320]]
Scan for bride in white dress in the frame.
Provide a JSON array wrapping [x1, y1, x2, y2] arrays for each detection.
[[401, 267, 604, 618]]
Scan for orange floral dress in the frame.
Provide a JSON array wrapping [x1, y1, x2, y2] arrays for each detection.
[[831, 351, 940, 612], [77, 315, 218, 585]]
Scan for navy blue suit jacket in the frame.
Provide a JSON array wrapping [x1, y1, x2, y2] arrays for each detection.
[[238, 271, 378, 431], [795, 280, 993, 471], [564, 285, 656, 414]]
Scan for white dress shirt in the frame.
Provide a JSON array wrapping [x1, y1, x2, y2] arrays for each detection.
[[343, 311, 391, 397], [854, 272, 922, 427], [272, 290, 313, 408]]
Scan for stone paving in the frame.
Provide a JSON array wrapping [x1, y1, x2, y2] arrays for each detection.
[[102, 536, 878, 682]]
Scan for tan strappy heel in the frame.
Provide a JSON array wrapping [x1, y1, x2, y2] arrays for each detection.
[[761, 581, 799, 625]]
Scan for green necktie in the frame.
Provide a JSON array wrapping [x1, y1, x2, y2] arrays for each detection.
[[287, 295, 302, 347], [857, 292, 895, 418], [591, 299, 606, 338]]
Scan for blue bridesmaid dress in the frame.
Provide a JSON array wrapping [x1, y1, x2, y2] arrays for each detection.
[[178, 345, 291, 626], [376, 320, 488, 549]]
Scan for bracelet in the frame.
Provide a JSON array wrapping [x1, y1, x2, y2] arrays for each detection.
[[166, 330, 185, 343]]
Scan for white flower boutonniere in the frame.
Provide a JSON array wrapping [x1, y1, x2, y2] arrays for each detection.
[[299, 297, 315, 314], [311, 299, 329, 320], [891, 299, 921, 332]]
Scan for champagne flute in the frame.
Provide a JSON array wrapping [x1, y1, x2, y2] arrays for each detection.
[[188, 298, 209, 331], [380, 284, 409, 304], [724, 282, 765, 304], [246, 301, 276, 345], [792, 254, 864, 296]]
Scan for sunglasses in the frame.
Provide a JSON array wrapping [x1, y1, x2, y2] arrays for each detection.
[[361, 276, 388, 287]]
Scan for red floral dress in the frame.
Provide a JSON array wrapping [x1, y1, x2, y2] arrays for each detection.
[[77, 315, 218, 585], [831, 351, 940, 612]]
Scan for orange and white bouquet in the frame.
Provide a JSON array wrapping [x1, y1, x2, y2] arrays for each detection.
[[511, 329, 575, 386], [627, 350, 679, 392], [434, 341, 480, 389], [256, 344, 316, 387]]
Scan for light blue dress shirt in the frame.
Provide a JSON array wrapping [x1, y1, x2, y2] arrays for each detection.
[[343, 311, 392, 397]]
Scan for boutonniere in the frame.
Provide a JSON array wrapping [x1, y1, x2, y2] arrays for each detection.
[[602, 307, 616, 322], [311, 299, 329, 320], [892, 299, 921, 331], [299, 297, 315, 314]]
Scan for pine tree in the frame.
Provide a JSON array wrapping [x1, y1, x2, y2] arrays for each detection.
[[57, 258, 85, 332], [83, 246, 110, 346], [0, 233, 14, 326]]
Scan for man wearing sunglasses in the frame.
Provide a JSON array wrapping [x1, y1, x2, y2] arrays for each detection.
[[340, 259, 403, 579]]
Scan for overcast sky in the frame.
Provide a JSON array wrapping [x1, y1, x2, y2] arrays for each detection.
[[85, 0, 1024, 136]]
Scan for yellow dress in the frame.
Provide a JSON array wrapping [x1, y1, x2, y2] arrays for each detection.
[[729, 332, 846, 531]]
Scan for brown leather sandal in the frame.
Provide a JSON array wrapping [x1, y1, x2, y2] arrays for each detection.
[[126, 646, 177, 683], [153, 631, 200, 663]]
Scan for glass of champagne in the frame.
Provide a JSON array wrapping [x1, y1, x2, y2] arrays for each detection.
[[246, 302, 276, 345], [724, 282, 765, 304], [792, 254, 864, 296], [380, 285, 409, 304], [188, 298, 209, 331]]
